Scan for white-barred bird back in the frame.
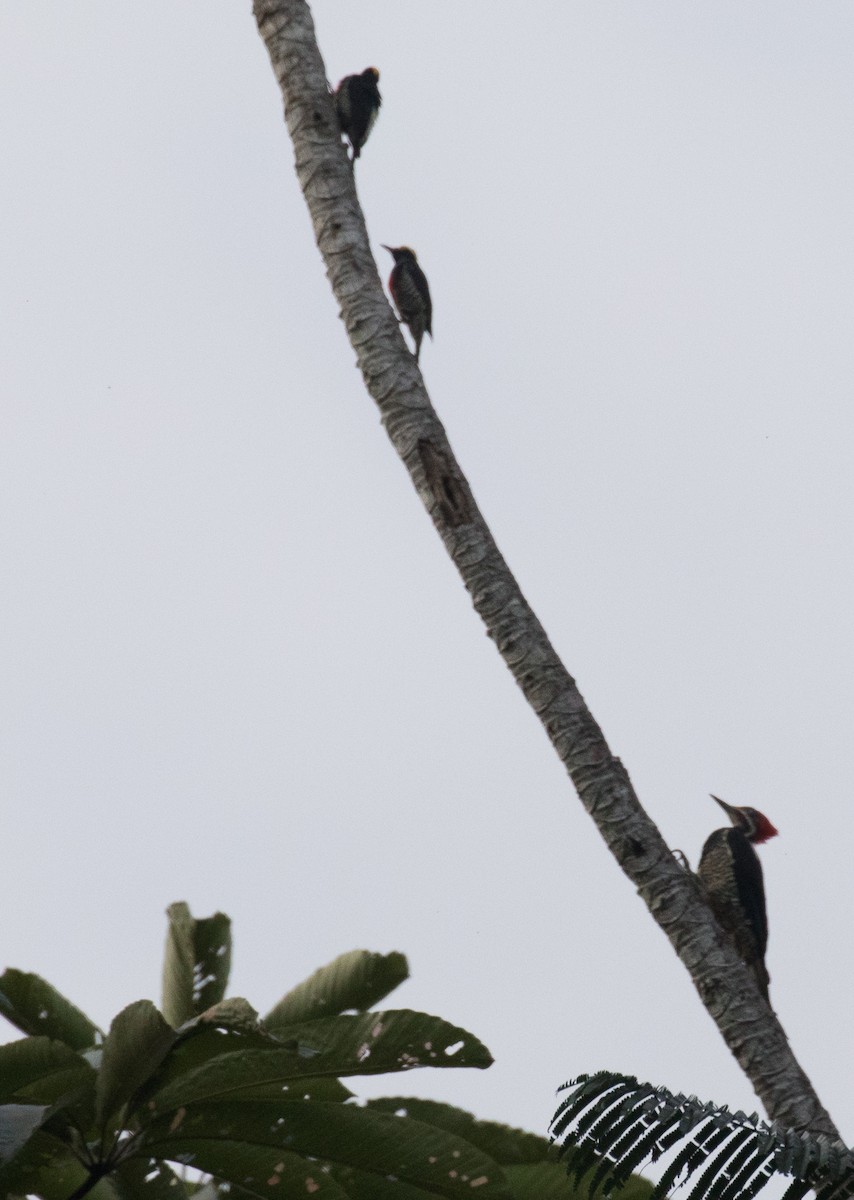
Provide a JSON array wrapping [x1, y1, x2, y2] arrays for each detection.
[[382, 245, 433, 363], [697, 795, 778, 1002]]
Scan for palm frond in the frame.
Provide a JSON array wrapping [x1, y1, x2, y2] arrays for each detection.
[[552, 1073, 854, 1200]]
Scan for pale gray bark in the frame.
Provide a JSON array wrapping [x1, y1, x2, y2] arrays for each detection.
[[253, 0, 839, 1140]]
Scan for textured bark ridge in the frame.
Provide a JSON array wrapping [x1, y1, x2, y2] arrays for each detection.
[[253, 0, 839, 1140]]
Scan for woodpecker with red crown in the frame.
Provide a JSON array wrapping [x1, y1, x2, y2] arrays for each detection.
[[382, 245, 432, 363], [334, 68, 381, 161], [697, 795, 778, 1000]]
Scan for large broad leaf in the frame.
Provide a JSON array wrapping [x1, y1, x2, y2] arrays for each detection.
[[333, 1159, 556, 1200], [144, 1010, 487, 1117], [0, 1127, 117, 1200], [186, 1185, 230, 1200], [109, 1156, 190, 1200], [0, 970, 102, 1050], [268, 1010, 493, 1074], [189, 1184, 266, 1200], [188, 997, 260, 1032], [265, 951, 408, 1028], [95, 1001, 177, 1128], [162, 904, 233, 1028], [503, 1162, 597, 1200], [0, 1037, 94, 1106], [141, 1100, 511, 1200], [156, 1140, 350, 1200], [503, 1162, 654, 1200], [147, 1047, 354, 1112], [365, 1102, 655, 1200], [367, 1098, 552, 1164], [329, 1162, 446, 1200], [0, 1127, 190, 1200], [136, 1017, 286, 1107]]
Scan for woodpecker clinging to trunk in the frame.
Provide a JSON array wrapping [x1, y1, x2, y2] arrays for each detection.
[[382, 245, 432, 363], [697, 794, 778, 1000], [334, 68, 381, 161]]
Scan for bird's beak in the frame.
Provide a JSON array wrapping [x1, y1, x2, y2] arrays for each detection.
[[710, 794, 737, 820], [381, 244, 393, 254]]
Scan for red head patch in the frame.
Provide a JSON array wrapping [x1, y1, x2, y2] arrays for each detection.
[[751, 811, 779, 844]]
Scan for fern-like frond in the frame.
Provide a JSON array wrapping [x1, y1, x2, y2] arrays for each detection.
[[552, 1073, 854, 1200]]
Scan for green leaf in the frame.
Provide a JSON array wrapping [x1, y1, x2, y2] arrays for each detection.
[[141, 1100, 511, 1199], [267, 1010, 492, 1074], [144, 1011, 486, 1118], [611, 1175, 657, 1200], [504, 1162, 586, 1199], [0, 1127, 117, 1200], [136, 1019, 286, 1108], [367, 1097, 552, 1165], [192, 997, 260, 1031], [329, 1162, 441, 1200], [0, 1124, 190, 1199], [278, 1077, 352, 1103], [96, 1001, 177, 1128], [614, 1117, 683, 1189], [549, 1074, 854, 1200], [696, 1131, 755, 1200], [0, 970, 102, 1049], [186, 1185, 230, 1200], [363, 1102, 654, 1200], [779, 1181, 813, 1200], [265, 951, 408, 1028], [653, 1118, 727, 1199], [0, 1037, 95, 1106], [110, 1156, 190, 1200], [155, 1140, 350, 1200], [162, 902, 233, 1028], [146, 1047, 355, 1113], [338, 1161, 570, 1200], [717, 1141, 773, 1200]]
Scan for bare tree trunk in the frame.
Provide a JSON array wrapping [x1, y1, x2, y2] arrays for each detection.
[[252, 0, 839, 1141]]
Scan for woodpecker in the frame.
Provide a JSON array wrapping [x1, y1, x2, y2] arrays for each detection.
[[382, 245, 432, 363], [334, 68, 381, 161], [697, 794, 778, 1000]]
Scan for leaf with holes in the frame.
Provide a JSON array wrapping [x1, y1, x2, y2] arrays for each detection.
[[157, 1138, 350, 1200], [141, 1100, 511, 1200], [367, 1097, 553, 1166], [145, 1046, 355, 1114], [266, 1009, 492, 1075], [0, 970, 102, 1050], [109, 1156, 190, 1200], [162, 902, 233, 1028], [366, 1100, 654, 1200]]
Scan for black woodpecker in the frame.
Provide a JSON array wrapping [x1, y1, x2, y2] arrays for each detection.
[[697, 794, 778, 1000], [382, 245, 432, 363], [334, 68, 381, 161]]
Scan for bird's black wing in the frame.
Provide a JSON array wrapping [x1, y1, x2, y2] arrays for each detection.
[[728, 828, 768, 956]]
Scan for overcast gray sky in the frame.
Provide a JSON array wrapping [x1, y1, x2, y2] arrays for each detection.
[[3, 2, 854, 1146]]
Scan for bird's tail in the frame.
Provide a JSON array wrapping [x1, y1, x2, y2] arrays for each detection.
[[753, 960, 771, 1002]]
